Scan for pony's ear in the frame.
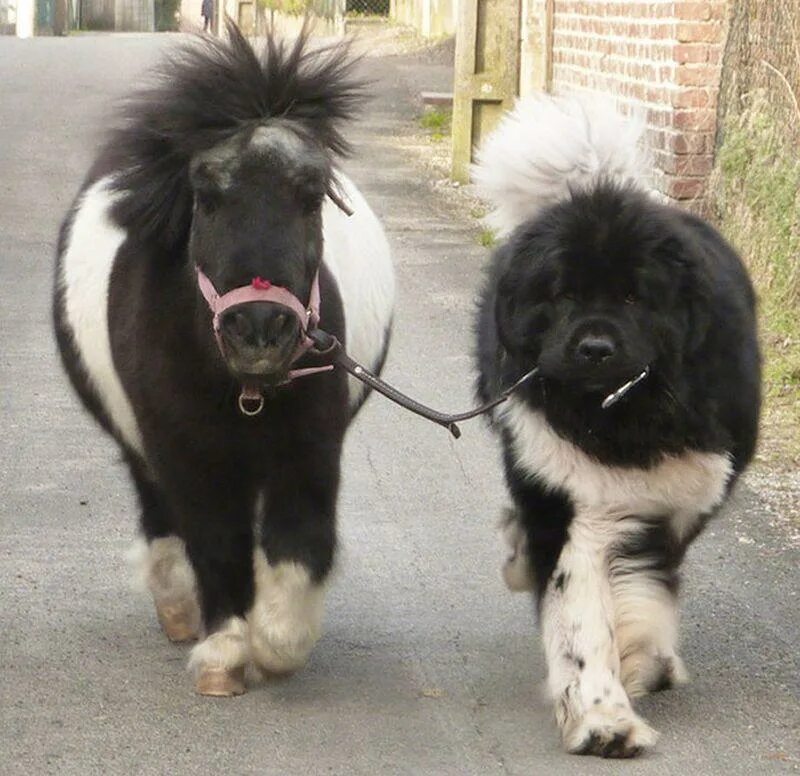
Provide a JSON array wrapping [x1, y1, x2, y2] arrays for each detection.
[[327, 176, 353, 216]]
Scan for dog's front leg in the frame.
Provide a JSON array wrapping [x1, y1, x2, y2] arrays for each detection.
[[542, 517, 658, 758]]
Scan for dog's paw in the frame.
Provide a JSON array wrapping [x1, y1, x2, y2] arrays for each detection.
[[498, 508, 534, 592], [563, 706, 658, 758], [622, 650, 690, 697]]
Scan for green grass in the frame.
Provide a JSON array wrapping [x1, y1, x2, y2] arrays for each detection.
[[478, 228, 497, 248], [419, 108, 452, 143], [709, 91, 800, 464]]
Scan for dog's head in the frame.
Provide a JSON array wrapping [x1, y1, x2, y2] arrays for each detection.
[[494, 184, 711, 396]]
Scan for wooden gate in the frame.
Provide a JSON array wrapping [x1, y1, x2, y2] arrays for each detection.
[[451, 0, 520, 182]]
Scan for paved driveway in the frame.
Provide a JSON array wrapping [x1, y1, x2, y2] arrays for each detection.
[[0, 33, 797, 775]]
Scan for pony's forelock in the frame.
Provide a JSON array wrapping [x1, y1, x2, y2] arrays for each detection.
[[103, 22, 367, 250]]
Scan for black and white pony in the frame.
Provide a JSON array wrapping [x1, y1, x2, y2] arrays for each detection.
[[53, 26, 394, 696]]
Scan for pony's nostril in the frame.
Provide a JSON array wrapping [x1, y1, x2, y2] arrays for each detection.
[[223, 311, 252, 340], [263, 312, 291, 346], [222, 305, 297, 350]]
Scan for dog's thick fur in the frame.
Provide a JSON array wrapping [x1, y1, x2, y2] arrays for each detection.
[[474, 95, 760, 757]]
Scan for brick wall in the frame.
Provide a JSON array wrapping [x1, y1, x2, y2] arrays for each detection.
[[523, 0, 729, 205]]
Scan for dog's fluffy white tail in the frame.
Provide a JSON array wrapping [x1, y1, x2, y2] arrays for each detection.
[[473, 94, 649, 236]]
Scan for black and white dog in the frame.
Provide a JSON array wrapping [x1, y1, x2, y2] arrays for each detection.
[[474, 96, 761, 757]]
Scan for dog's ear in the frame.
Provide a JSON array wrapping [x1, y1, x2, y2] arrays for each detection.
[[658, 233, 713, 354], [494, 247, 554, 357], [494, 245, 530, 354]]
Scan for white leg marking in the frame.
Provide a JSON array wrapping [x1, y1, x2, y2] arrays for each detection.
[[543, 517, 658, 757], [188, 617, 250, 674], [132, 536, 201, 642], [322, 172, 395, 407], [247, 549, 325, 675], [59, 177, 144, 454]]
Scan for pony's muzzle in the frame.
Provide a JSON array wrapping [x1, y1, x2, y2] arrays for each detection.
[[219, 301, 301, 375]]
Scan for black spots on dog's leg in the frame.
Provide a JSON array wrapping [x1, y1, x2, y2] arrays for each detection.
[[553, 570, 570, 592], [565, 651, 586, 670], [593, 697, 602, 705]]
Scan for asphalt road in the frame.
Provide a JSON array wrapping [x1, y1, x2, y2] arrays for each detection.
[[1, 33, 798, 775]]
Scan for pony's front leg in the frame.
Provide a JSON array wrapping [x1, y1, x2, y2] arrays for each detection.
[[163, 470, 257, 697], [248, 450, 339, 677]]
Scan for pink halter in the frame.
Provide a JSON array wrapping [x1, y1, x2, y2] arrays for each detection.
[[196, 266, 333, 409]]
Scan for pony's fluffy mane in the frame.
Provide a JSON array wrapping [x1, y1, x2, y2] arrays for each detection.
[[100, 22, 366, 250]]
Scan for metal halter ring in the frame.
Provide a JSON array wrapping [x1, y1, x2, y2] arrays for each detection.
[[238, 393, 265, 416]]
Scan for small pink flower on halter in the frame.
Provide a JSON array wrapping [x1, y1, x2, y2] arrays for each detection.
[[252, 277, 272, 290]]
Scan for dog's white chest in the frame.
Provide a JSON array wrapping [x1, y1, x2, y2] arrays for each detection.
[[501, 400, 733, 526]]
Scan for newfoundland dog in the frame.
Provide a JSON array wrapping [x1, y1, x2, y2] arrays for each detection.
[[473, 96, 761, 757]]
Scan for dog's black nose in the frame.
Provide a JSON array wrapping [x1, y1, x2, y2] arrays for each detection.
[[577, 334, 616, 364], [221, 302, 298, 351]]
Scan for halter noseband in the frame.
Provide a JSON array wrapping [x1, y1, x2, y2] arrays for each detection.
[[196, 266, 332, 414]]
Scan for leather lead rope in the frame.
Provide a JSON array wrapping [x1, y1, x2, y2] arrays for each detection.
[[307, 329, 539, 439]]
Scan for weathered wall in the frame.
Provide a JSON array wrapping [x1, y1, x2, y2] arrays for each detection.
[[81, 0, 153, 29], [391, 0, 458, 37], [520, 0, 729, 204], [1, 0, 17, 34], [81, 0, 115, 28], [114, 0, 154, 29]]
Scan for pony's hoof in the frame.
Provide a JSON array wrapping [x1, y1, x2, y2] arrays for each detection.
[[195, 666, 246, 697], [157, 603, 200, 643]]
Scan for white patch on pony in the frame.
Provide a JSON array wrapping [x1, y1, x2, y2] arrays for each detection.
[[148, 537, 201, 638], [59, 177, 144, 454], [250, 122, 308, 161], [125, 537, 151, 592], [472, 93, 651, 237], [188, 616, 250, 673], [322, 172, 395, 407], [247, 549, 325, 675]]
